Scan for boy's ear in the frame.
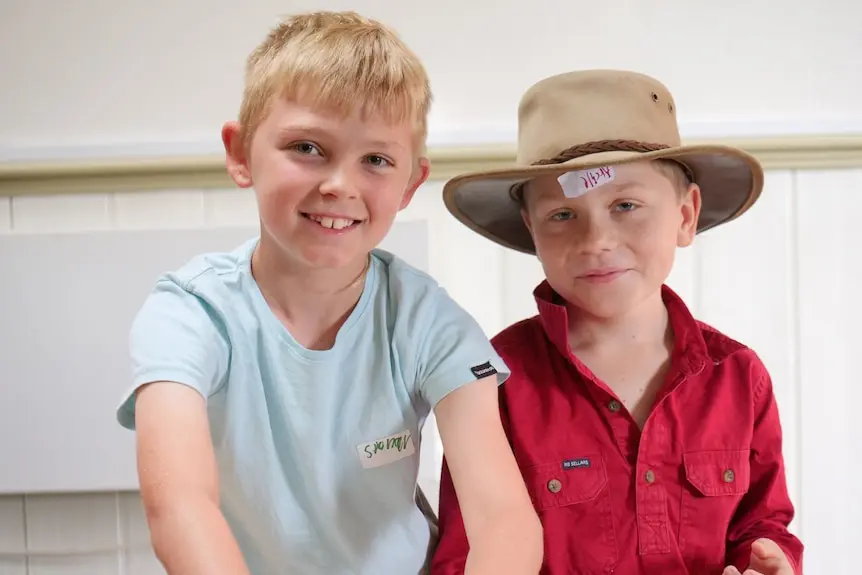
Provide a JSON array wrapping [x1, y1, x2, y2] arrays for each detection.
[[399, 157, 430, 210], [677, 183, 701, 247], [520, 208, 541, 261], [520, 206, 533, 234], [222, 121, 253, 189]]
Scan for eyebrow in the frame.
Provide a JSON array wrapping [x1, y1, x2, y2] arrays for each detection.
[[532, 181, 647, 208], [275, 125, 329, 140], [607, 182, 644, 194], [275, 125, 405, 152], [553, 180, 644, 197]]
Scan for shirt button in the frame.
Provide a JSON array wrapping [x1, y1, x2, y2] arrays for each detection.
[[723, 469, 735, 483], [547, 479, 562, 493], [644, 469, 656, 484], [608, 400, 622, 412]]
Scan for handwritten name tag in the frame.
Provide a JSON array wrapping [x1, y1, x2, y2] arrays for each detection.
[[357, 430, 416, 469], [558, 166, 616, 198]]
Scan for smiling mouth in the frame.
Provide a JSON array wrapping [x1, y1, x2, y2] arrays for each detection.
[[302, 213, 363, 230], [577, 268, 628, 283]]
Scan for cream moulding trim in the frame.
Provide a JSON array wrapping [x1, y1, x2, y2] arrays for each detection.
[[1, 134, 862, 196]]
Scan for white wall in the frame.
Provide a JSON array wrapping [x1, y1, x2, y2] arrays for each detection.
[[2, 0, 862, 159], [0, 168, 860, 574]]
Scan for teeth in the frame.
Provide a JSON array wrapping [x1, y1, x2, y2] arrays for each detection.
[[308, 215, 355, 230]]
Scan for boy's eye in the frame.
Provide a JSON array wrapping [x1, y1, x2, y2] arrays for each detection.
[[550, 210, 574, 221], [291, 142, 322, 155], [615, 201, 637, 212], [365, 155, 392, 168]]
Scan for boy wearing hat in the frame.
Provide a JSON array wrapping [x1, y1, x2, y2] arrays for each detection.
[[431, 70, 803, 575]]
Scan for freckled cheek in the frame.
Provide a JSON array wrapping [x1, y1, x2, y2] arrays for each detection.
[[629, 226, 677, 275], [533, 231, 575, 274], [531, 226, 566, 253]]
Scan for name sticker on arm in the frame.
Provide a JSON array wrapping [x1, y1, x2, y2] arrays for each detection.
[[557, 166, 616, 198], [357, 430, 416, 469]]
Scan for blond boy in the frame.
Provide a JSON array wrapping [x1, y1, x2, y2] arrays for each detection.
[[433, 70, 803, 575], [116, 12, 541, 575]]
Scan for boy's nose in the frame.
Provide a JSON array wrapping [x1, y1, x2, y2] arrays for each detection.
[[578, 218, 618, 254], [577, 217, 617, 254], [318, 168, 358, 199]]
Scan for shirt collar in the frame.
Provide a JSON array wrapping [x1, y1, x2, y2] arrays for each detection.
[[533, 281, 710, 376]]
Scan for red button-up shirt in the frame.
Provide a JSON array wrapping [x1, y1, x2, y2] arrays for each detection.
[[432, 283, 803, 574]]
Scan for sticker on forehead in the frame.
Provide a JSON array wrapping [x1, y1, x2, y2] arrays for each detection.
[[557, 166, 616, 198]]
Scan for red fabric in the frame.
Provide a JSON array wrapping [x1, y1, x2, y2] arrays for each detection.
[[431, 283, 803, 575]]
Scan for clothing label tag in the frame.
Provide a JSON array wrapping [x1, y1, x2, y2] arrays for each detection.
[[562, 458, 591, 470], [470, 361, 498, 379], [557, 166, 616, 198], [357, 430, 415, 469]]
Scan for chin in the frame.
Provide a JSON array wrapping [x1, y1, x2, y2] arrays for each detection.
[[556, 284, 638, 319], [297, 247, 364, 270], [263, 224, 370, 269]]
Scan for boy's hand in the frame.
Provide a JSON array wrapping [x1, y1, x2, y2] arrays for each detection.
[[723, 538, 795, 575]]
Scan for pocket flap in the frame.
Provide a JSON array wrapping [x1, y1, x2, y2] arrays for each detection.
[[522, 455, 608, 511], [683, 449, 751, 496]]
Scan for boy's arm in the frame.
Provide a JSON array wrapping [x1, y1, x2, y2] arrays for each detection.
[[432, 385, 516, 574], [136, 382, 251, 575], [724, 364, 803, 574], [430, 456, 470, 574], [433, 375, 542, 574], [412, 288, 541, 574], [119, 279, 249, 575]]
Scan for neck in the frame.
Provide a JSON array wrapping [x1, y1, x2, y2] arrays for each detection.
[[251, 237, 370, 349], [566, 290, 671, 353]]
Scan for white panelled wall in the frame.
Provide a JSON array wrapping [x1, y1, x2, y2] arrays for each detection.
[[0, 167, 860, 574]]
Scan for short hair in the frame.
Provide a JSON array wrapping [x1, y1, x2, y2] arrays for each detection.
[[652, 159, 692, 196], [238, 11, 432, 151]]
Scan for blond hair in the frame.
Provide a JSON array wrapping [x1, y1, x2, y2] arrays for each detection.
[[653, 160, 692, 196], [238, 11, 432, 151]]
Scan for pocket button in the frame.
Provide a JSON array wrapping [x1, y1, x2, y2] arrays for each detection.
[[723, 469, 735, 483], [547, 479, 562, 493]]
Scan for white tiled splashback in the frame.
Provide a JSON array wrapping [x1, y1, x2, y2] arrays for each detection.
[[0, 492, 163, 575], [0, 184, 450, 575], [0, 188, 262, 575]]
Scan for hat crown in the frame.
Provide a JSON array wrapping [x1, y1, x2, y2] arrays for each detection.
[[517, 70, 682, 165]]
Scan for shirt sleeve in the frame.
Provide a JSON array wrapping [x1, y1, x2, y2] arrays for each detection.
[[414, 287, 510, 409], [116, 277, 230, 430], [725, 360, 804, 573]]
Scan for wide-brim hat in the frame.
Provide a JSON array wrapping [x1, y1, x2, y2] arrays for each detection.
[[442, 70, 765, 254]]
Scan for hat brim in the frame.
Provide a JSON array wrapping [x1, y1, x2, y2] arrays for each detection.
[[442, 145, 764, 254]]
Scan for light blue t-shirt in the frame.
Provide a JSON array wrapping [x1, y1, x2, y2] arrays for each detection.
[[116, 237, 509, 574]]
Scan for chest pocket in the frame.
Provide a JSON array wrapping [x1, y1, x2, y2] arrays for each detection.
[[679, 449, 751, 572], [521, 454, 618, 574]]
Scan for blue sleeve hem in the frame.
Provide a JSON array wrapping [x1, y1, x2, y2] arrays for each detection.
[[424, 357, 510, 409], [115, 371, 211, 430]]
